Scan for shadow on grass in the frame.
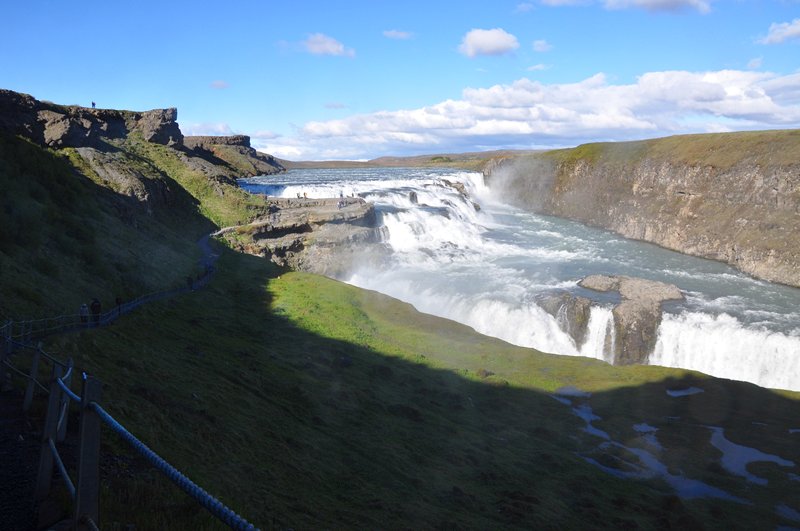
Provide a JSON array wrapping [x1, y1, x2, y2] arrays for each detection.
[[37, 246, 799, 531]]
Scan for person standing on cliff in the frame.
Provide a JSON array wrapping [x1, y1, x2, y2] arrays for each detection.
[[91, 101, 95, 109]]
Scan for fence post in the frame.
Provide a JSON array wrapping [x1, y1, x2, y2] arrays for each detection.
[[35, 364, 64, 502], [22, 341, 43, 412], [0, 320, 9, 391], [6, 319, 14, 354], [57, 364, 73, 442], [75, 376, 102, 531]]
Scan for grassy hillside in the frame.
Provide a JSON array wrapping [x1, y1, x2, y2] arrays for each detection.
[[43, 247, 800, 530], [3, 130, 799, 529], [543, 129, 800, 169], [0, 134, 204, 319]]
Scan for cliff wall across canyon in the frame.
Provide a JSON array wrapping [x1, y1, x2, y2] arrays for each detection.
[[486, 131, 800, 287]]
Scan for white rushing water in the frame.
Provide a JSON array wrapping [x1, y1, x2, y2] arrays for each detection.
[[241, 168, 800, 391]]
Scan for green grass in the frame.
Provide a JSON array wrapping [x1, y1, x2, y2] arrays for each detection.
[[32, 251, 798, 530], [541, 129, 800, 171], [0, 134, 202, 319], [127, 136, 268, 227], [3, 130, 800, 530]]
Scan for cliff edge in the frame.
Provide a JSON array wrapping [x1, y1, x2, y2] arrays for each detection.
[[487, 130, 800, 287]]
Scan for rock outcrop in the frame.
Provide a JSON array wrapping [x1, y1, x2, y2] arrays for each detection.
[[184, 135, 283, 177], [0, 89, 284, 215], [486, 131, 800, 287], [536, 291, 594, 349], [0, 89, 183, 148], [579, 275, 683, 365], [217, 197, 382, 275]]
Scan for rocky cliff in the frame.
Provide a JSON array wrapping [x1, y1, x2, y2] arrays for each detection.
[[0, 89, 183, 148], [184, 135, 284, 177], [0, 89, 284, 216], [216, 197, 382, 276], [487, 131, 800, 287]]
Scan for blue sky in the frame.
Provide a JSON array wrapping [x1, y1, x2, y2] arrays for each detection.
[[2, 0, 800, 160]]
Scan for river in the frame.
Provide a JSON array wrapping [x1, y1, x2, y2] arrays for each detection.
[[240, 168, 800, 392]]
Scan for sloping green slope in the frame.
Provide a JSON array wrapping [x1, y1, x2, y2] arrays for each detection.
[[3, 130, 799, 530]]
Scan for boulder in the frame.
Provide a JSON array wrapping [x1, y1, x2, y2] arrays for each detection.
[[217, 197, 383, 276], [579, 275, 683, 364], [136, 107, 183, 146], [536, 291, 593, 348]]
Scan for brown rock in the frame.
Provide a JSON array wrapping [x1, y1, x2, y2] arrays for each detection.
[[579, 275, 683, 364]]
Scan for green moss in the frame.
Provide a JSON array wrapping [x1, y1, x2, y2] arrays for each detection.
[[127, 136, 267, 228]]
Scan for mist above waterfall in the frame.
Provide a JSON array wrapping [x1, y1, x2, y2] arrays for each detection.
[[241, 168, 800, 391]]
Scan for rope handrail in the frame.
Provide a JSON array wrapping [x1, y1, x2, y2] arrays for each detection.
[[1, 358, 50, 394], [48, 437, 76, 498], [2, 235, 247, 529], [57, 368, 81, 404], [90, 401, 258, 530]]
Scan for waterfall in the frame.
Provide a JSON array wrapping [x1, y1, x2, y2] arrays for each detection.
[[240, 168, 800, 391]]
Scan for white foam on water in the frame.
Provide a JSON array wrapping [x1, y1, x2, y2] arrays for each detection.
[[579, 306, 615, 362], [652, 313, 800, 391], [245, 168, 800, 392]]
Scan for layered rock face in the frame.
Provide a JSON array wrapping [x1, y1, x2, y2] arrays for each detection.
[[0, 89, 284, 213], [579, 275, 683, 365], [536, 275, 683, 365], [486, 131, 800, 287], [184, 135, 284, 177], [0, 89, 183, 148], [216, 197, 382, 276]]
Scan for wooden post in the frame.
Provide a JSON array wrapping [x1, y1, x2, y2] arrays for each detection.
[[22, 341, 43, 412], [35, 364, 63, 502], [6, 319, 13, 354], [0, 320, 9, 391], [75, 377, 102, 531], [56, 365, 73, 442]]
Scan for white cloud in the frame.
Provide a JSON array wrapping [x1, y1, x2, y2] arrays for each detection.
[[325, 102, 348, 109], [383, 29, 413, 40], [252, 130, 280, 140], [515, 2, 535, 12], [542, 0, 713, 9], [210, 80, 229, 89], [603, 0, 713, 13], [759, 19, 800, 45], [747, 57, 763, 70], [258, 69, 800, 160], [182, 122, 236, 136], [527, 63, 549, 71], [303, 33, 355, 57], [458, 28, 520, 58], [533, 39, 553, 52]]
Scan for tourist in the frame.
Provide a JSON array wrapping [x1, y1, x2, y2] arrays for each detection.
[[90, 298, 101, 326], [79, 303, 89, 325]]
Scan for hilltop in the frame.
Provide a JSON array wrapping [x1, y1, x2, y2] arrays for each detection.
[[1, 90, 799, 529]]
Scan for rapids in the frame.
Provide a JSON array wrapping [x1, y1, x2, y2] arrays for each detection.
[[240, 168, 800, 391]]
